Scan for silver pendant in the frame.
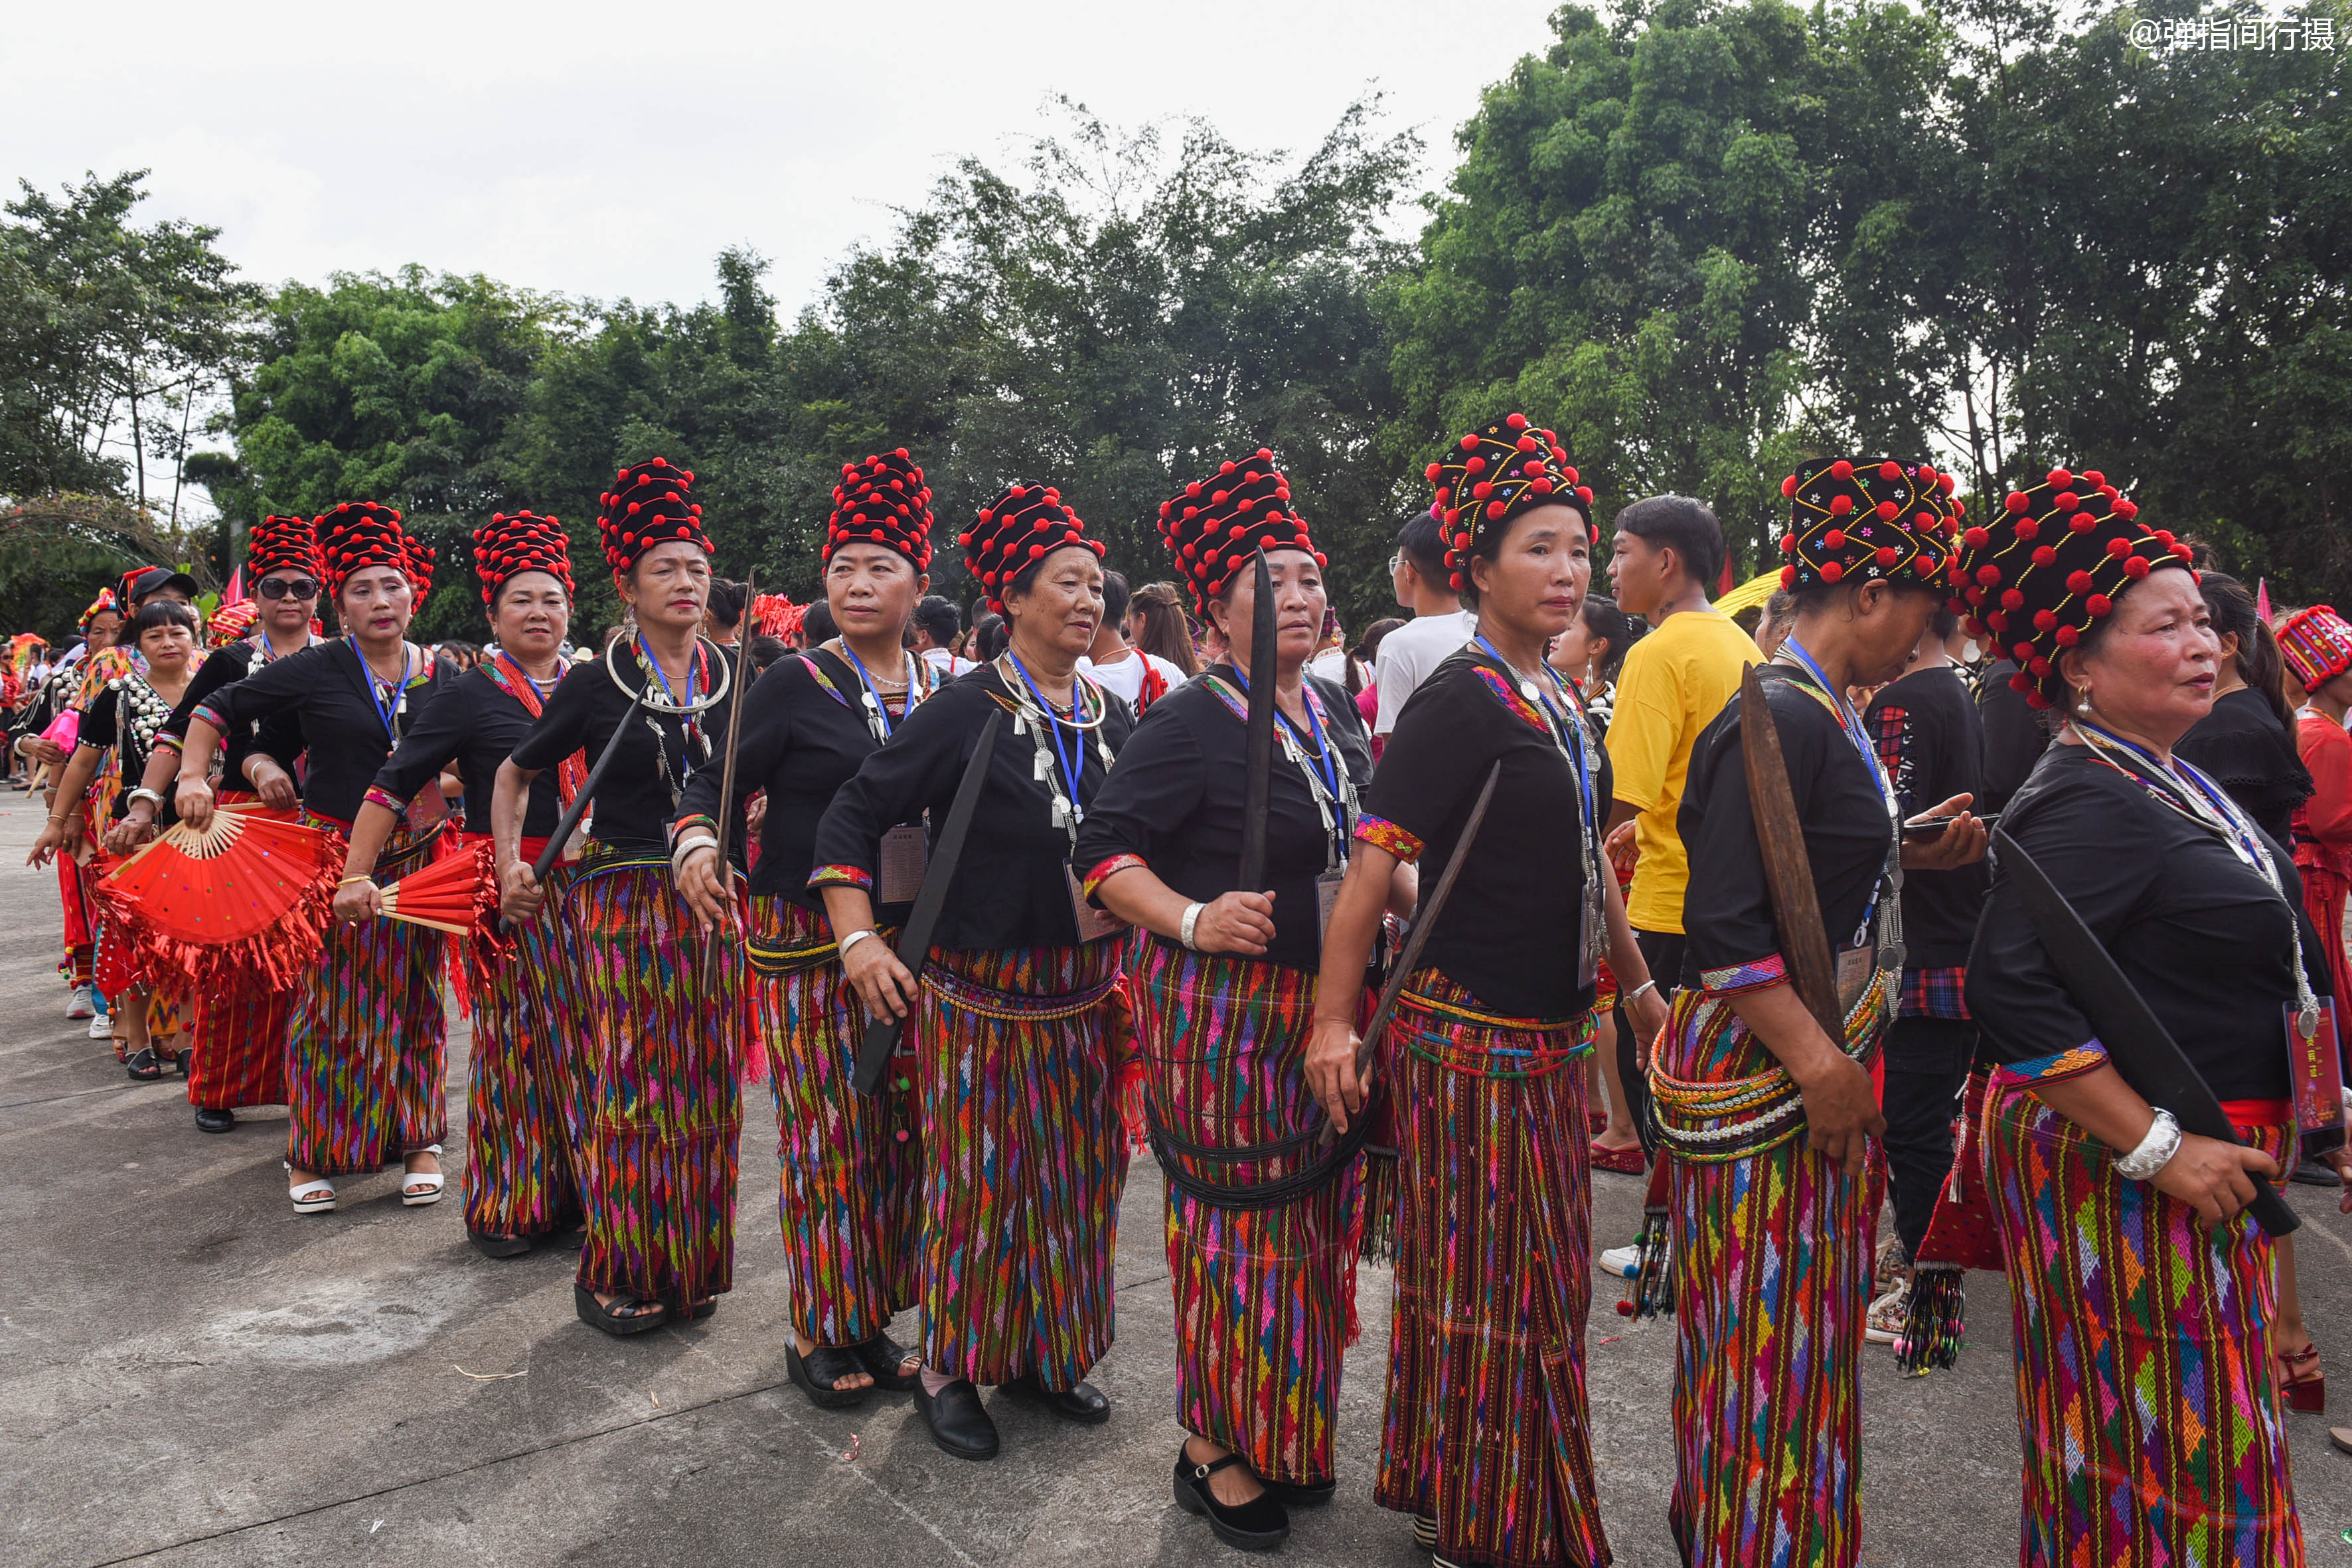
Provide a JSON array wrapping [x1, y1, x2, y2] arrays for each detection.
[[1033, 747, 1053, 781], [1051, 795, 1072, 828], [1012, 714, 1028, 736], [1521, 680, 1542, 703]]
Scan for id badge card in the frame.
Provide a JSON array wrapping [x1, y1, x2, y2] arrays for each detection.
[[2287, 1000, 2347, 1136], [878, 824, 929, 905], [1065, 860, 1131, 943], [1316, 868, 1346, 942], [1835, 941, 1874, 1015]]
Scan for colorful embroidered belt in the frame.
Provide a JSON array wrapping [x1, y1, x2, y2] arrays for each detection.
[[1648, 970, 1893, 1163], [746, 905, 899, 977], [304, 810, 442, 877], [924, 957, 1121, 1022], [1395, 977, 1594, 1080]]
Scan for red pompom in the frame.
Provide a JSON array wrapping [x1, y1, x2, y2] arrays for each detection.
[[1830, 495, 1854, 516], [1506, 412, 1528, 430], [2032, 546, 2059, 568], [2069, 512, 2096, 532], [1825, 528, 1846, 549], [2005, 492, 2030, 512], [1879, 461, 1902, 481], [2013, 517, 2039, 540], [1780, 564, 1797, 589], [1877, 501, 1900, 520], [2086, 593, 2112, 617], [1780, 534, 1797, 554], [2123, 555, 2150, 578], [1976, 564, 2002, 586], [2067, 570, 2094, 594], [2112, 499, 2138, 519], [2047, 468, 2073, 488], [1963, 526, 1990, 548], [1875, 546, 1899, 568], [1425, 463, 1442, 482], [1458, 433, 1479, 451], [1781, 474, 1799, 497], [2033, 609, 2058, 632], [2055, 625, 2080, 646], [1822, 561, 1845, 583], [2105, 536, 2132, 558], [1449, 572, 1464, 589], [1831, 460, 1854, 480], [2001, 588, 2025, 610]]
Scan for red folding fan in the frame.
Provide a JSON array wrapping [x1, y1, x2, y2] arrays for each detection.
[[101, 803, 335, 946], [378, 840, 496, 936]]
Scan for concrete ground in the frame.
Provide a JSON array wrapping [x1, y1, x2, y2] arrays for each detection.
[[3, 793, 2349, 1568]]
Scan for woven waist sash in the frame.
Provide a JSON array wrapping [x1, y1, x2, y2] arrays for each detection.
[[924, 956, 1121, 1022], [1647, 962, 1893, 1164], [1394, 977, 1593, 1079]]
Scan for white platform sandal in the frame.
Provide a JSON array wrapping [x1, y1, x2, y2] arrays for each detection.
[[400, 1144, 445, 1208], [285, 1162, 337, 1214]]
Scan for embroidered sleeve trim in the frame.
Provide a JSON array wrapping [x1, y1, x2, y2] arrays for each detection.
[[668, 814, 718, 845], [362, 786, 409, 816], [2009, 1040, 2108, 1083], [1354, 813, 1424, 864], [806, 863, 873, 891], [1699, 953, 1789, 996], [191, 699, 234, 736], [1081, 854, 1146, 900]]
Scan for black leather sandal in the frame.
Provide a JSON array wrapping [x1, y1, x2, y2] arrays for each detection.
[[787, 1343, 873, 1409], [852, 1332, 921, 1392], [1002, 1370, 1109, 1424], [124, 1048, 164, 1082], [1172, 1449, 1290, 1552], [573, 1283, 666, 1336], [172, 1046, 193, 1077], [469, 1230, 532, 1259]]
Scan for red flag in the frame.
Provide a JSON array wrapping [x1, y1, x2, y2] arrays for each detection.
[[1718, 553, 1736, 597], [2257, 578, 2272, 623], [223, 564, 246, 605]]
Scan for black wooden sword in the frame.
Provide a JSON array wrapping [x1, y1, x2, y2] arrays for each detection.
[[852, 710, 1004, 1095], [529, 680, 649, 888], [1994, 826, 2298, 1237], [1236, 548, 1278, 891]]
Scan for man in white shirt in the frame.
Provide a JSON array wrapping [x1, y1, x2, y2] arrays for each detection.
[[1079, 571, 1185, 712], [1372, 507, 1476, 738], [911, 595, 975, 677]]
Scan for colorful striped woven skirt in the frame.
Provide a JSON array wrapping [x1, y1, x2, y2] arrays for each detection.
[[182, 791, 288, 1112], [1130, 938, 1361, 1489], [286, 824, 448, 1176], [913, 939, 1127, 1387], [1659, 988, 1879, 1568], [565, 848, 745, 1310], [1985, 1080, 2305, 1567], [462, 856, 590, 1241], [750, 896, 921, 1346], [1373, 969, 1608, 1568]]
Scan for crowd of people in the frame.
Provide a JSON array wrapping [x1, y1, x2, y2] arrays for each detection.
[[7, 431, 2351, 1567]]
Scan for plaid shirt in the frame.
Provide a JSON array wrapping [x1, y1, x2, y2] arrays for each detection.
[[1899, 965, 1970, 1020]]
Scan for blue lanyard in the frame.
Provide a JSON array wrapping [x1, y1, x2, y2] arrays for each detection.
[[635, 633, 699, 709], [1776, 634, 1899, 943], [347, 636, 410, 743], [1005, 650, 1087, 819], [2076, 718, 2268, 870], [1227, 665, 1343, 805], [1476, 634, 1597, 848], [839, 644, 909, 740]]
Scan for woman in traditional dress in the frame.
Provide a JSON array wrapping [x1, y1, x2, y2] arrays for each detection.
[[674, 449, 943, 1401], [1303, 415, 1672, 1568], [116, 515, 326, 1131], [1646, 459, 1982, 1567], [337, 510, 587, 1257], [21, 590, 123, 1024], [494, 459, 744, 1335], [28, 597, 202, 1077], [1958, 477, 2352, 1566], [175, 503, 452, 1214], [1075, 450, 1384, 1551], [813, 483, 1133, 1462]]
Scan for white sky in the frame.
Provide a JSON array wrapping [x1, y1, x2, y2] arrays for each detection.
[[9, 0, 1559, 315]]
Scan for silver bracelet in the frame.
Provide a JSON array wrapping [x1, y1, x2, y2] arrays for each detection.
[[125, 786, 166, 810], [1628, 979, 1661, 1006], [1179, 902, 1206, 951], [2114, 1107, 2183, 1182], [668, 832, 719, 875], [838, 928, 879, 959]]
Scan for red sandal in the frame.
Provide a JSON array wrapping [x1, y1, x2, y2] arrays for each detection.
[[2278, 1343, 2325, 1415], [1589, 1140, 1646, 1176]]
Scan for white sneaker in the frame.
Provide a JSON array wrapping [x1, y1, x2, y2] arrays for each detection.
[[1597, 1243, 1642, 1280], [66, 984, 94, 1020], [88, 1014, 114, 1040], [1864, 1284, 1908, 1345]]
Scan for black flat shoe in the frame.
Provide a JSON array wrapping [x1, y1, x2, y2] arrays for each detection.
[[573, 1283, 667, 1336], [915, 1378, 999, 1460], [173, 1047, 193, 1077], [852, 1332, 921, 1392], [1003, 1370, 1110, 1425], [124, 1048, 163, 1082], [193, 1107, 235, 1134], [1172, 1449, 1290, 1553], [787, 1343, 873, 1409], [2292, 1158, 2341, 1188], [1261, 1476, 1336, 1508], [469, 1230, 533, 1259]]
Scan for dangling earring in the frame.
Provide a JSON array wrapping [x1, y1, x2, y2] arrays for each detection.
[[2077, 686, 2094, 718]]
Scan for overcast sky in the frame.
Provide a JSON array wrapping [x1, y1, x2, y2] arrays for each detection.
[[11, 0, 1559, 315]]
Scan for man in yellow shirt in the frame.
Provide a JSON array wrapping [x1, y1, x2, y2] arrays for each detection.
[[1594, 496, 1759, 1208]]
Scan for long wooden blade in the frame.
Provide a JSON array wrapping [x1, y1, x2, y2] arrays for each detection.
[[853, 710, 1004, 1095], [531, 676, 649, 884], [699, 572, 759, 990], [1995, 827, 2297, 1237], [1353, 760, 1503, 1090], [1237, 548, 1277, 890], [1739, 663, 1844, 1044]]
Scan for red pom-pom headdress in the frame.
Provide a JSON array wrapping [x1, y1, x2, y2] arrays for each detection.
[[1423, 414, 1593, 592], [1944, 466, 2189, 710], [77, 588, 119, 632], [2276, 605, 2352, 695], [827, 450, 934, 570], [471, 510, 575, 607], [596, 457, 712, 583], [316, 503, 429, 604], [1154, 449, 1325, 613], [247, 514, 323, 582], [958, 483, 1101, 614], [1774, 458, 1954, 595], [206, 599, 260, 648]]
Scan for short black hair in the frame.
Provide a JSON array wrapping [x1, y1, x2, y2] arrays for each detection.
[[1397, 507, 1447, 584], [749, 635, 789, 674], [1577, 593, 1646, 684], [973, 611, 1009, 662], [912, 594, 961, 649], [800, 599, 836, 646], [1612, 495, 1725, 593], [1930, 603, 1958, 641], [133, 599, 199, 641], [1100, 570, 1131, 630], [706, 578, 747, 629]]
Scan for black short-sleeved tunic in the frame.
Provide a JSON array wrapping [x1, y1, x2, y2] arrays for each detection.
[[1676, 670, 1893, 995], [201, 640, 451, 824], [160, 639, 317, 787], [82, 674, 185, 824], [674, 647, 937, 910], [508, 639, 738, 854], [370, 661, 567, 839], [809, 663, 1134, 951], [1356, 648, 1610, 1021], [1073, 667, 1374, 973], [1966, 745, 2314, 1103]]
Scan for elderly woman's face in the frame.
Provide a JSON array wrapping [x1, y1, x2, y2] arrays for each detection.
[[2067, 568, 2219, 744]]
